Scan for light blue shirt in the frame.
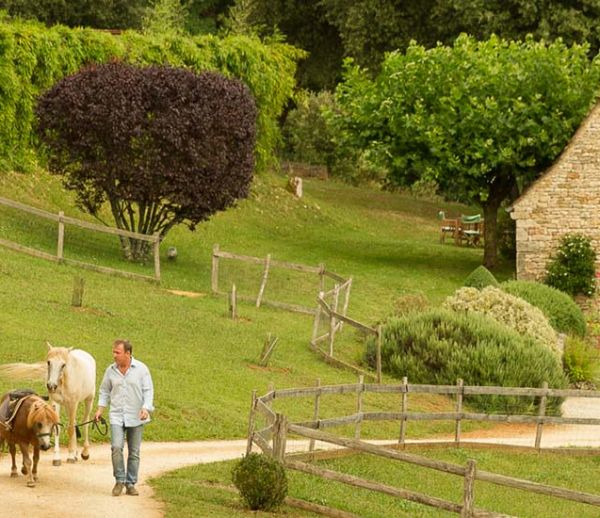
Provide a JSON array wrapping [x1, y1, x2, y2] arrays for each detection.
[[98, 357, 154, 427]]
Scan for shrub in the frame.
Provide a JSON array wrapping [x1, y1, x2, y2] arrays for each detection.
[[232, 453, 288, 511], [444, 286, 560, 356], [282, 90, 336, 169], [545, 234, 596, 297], [502, 280, 587, 337], [563, 336, 599, 385], [366, 309, 567, 413], [36, 63, 257, 260], [463, 265, 499, 289]]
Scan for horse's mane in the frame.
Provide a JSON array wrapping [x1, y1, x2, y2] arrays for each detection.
[[27, 397, 59, 428]]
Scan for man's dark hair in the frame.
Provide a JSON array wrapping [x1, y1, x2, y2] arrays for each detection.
[[114, 339, 133, 354]]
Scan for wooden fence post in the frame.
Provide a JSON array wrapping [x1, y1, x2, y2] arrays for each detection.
[[310, 291, 324, 349], [259, 334, 279, 367], [340, 277, 353, 327], [153, 233, 161, 282], [211, 244, 220, 294], [318, 263, 325, 292], [309, 378, 321, 454], [56, 211, 65, 261], [272, 413, 288, 461], [71, 276, 85, 307], [256, 253, 271, 308], [328, 284, 340, 357], [461, 459, 477, 517], [399, 377, 408, 447], [246, 390, 257, 455], [376, 326, 383, 384], [229, 284, 237, 319], [535, 381, 549, 451], [355, 375, 365, 440], [455, 378, 464, 447]]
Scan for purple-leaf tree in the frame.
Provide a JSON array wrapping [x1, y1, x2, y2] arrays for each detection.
[[36, 62, 257, 261]]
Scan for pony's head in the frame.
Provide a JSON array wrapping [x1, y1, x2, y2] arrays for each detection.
[[45, 342, 72, 394], [27, 397, 60, 451]]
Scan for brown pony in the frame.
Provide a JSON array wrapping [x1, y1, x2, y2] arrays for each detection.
[[0, 393, 59, 487]]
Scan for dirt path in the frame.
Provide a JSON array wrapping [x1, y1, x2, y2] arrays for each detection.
[[3, 398, 599, 518]]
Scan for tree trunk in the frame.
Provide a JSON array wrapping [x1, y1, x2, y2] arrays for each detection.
[[482, 201, 500, 269]]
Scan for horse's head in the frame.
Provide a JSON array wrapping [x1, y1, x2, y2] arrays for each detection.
[[27, 397, 60, 451], [45, 342, 72, 394]]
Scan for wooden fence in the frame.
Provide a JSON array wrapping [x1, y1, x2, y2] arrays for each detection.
[[0, 196, 161, 282], [246, 379, 600, 517], [211, 244, 352, 315], [311, 289, 382, 382]]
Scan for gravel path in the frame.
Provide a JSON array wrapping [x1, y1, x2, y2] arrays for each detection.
[[2, 397, 599, 518]]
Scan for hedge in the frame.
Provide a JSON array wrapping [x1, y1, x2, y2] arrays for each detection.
[[0, 18, 304, 172]]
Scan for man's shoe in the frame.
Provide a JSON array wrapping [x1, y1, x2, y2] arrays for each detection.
[[126, 485, 139, 496], [112, 482, 125, 496]]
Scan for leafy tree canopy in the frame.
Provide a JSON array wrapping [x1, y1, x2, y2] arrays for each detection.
[[321, 0, 600, 71], [328, 35, 600, 268], [36, 63, 257, 260]]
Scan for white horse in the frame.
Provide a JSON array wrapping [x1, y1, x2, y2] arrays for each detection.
[[0, 342, 96, 465]]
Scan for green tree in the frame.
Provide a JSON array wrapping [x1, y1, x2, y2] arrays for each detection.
[[226, 0, 343, 90], [321, 0, 600, 72], [328, 35, 600, 268], [0, 0, 148, 29]]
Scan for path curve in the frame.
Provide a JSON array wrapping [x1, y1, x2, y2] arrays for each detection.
[[3, 398, 599, 518]]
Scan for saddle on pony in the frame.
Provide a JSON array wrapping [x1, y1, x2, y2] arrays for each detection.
[[0, 389, 37, 431]]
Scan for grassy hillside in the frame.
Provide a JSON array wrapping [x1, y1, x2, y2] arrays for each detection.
[[0, 169, 512, 442]]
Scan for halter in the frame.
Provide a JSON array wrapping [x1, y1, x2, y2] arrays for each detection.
[[36, 423, 61, 439]]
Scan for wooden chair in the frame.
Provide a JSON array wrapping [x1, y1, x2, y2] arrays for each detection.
[[458, 214, 484, 246], [438, 211, 460, 244]]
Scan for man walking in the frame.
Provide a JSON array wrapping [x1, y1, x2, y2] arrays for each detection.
[[94, 339, 154, 496]]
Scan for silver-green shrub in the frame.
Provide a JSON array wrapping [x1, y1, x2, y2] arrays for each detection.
[[444, 286, 560, 357], [365, 308, 567, 413]]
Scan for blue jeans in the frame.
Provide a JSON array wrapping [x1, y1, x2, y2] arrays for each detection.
[[111, 424, 144, 486]]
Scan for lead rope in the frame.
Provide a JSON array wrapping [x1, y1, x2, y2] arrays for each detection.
[[74, 416, 108, 438]]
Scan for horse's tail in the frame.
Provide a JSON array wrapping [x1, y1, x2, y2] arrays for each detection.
[[0, 361, 46, 382]]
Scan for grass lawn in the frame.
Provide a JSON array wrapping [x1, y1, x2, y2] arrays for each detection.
[[2, 167, 594, 516], [151, 447, 600, 518]]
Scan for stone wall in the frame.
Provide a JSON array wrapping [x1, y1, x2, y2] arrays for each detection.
[[510, 104, 600, 281]]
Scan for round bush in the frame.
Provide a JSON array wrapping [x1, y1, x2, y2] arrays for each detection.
[[502, 280, 587, 337], [232, 453, 288, 511], [366, 309, 567, 413], [545, 234, 596, 297], [444, 286, 560, 356], [463, 265, 499, 289]]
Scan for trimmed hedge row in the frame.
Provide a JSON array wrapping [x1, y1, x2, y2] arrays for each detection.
[[0, 18, 304, 172]]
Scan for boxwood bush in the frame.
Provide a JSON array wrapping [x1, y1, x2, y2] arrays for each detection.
[[366, 309, 567, 413], [502, 280, 587, 337], [232, 453, 288, 511], [463, 265, 499, 289]]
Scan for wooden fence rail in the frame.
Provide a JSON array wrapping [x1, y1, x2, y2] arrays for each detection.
[[0, 196, 160, 282], [246, 379, 600, 517], [211, 244, 352, 316]]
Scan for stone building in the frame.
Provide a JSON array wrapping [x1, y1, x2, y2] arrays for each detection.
[[510, 103, 600, 280]]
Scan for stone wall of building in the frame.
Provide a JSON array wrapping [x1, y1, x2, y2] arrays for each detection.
[[510, 104, 600, 281]]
